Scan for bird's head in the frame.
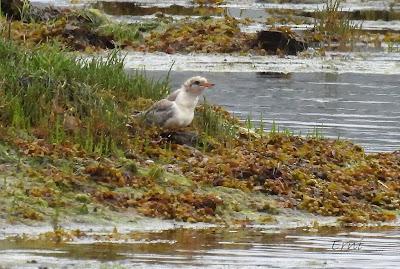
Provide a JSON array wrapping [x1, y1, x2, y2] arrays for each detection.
[[183, 76, 214, 95]]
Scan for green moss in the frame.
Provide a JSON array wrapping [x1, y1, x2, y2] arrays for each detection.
[[75, 194, 91, 203]]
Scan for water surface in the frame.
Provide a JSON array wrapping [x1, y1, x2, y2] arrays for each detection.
[[1, 226, 400, 268]]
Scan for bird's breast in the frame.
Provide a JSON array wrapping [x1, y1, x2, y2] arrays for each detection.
[[175, 106, 194, 126]]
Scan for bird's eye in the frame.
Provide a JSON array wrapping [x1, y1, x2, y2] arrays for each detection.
[[193, 81, 200, 86]]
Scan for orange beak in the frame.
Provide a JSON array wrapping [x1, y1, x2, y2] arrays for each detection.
[[202, 82, 215, 88]]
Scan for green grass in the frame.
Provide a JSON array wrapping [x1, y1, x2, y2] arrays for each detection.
[[0, 40, 169, 155], [147, 164, 166, 181], [98, 21, 160, 45], [74, 9, 161, 46], [268, 121, 326, 139], [18, 0, 31, 22], [268, 120, 293, 137], [99, 23, 143, 44], [307, 126, 325, 139], [314, 0, 362, 45], [194, 100, 238, 144]]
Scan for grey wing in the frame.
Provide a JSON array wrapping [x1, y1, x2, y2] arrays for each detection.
[[144, 99, 175, 126], [166, 89, 181, 101]]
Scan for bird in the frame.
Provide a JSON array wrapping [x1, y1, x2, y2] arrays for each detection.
[[139, 76, 214, 129]]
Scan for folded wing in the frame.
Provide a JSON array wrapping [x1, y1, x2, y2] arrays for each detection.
[[144, 99, 176, 126], [166, 89, 181, 101]]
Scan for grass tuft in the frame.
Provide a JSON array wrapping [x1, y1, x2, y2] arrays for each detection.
[[194, 100, 238, 144], [313, 0, 362, 47], [0, 40, 169, 155], [147, 164, 165, 181]]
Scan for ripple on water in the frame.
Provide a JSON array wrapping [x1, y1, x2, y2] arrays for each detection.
[[2, 227, 400, 268]]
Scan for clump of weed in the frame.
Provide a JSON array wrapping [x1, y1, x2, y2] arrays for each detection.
[[311, 0, 362, 49], [147, 165, 165, 181], [193, 0, 225, 6], [1, 8, 162, 51], [98, 21, 160, 46], [193, 101, 239, 146], [142, 16, 254, 53]]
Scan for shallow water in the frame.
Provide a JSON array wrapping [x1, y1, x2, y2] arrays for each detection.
[[143, 71, 400, 152], [1, 226, 400, 268]]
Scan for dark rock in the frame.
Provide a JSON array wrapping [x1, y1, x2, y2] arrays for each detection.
[[62, 25, 115, 50], [255, 30, 308, 55], [256, 72, 291, 79], [29, 6, 65, 22], [160, 131, 200, 147]]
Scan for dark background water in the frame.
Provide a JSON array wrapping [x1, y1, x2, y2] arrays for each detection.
[[143, 71, 400, 152]]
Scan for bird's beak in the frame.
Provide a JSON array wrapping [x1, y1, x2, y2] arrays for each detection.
[[202, 82, 215, 88]]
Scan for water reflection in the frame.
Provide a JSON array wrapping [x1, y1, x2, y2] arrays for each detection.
[[1, 227, 400, 268]]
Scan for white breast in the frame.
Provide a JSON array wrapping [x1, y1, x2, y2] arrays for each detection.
[[162, 103, 193, 128], [176, 105, 194, 126], [163, 90, 198, 128]]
